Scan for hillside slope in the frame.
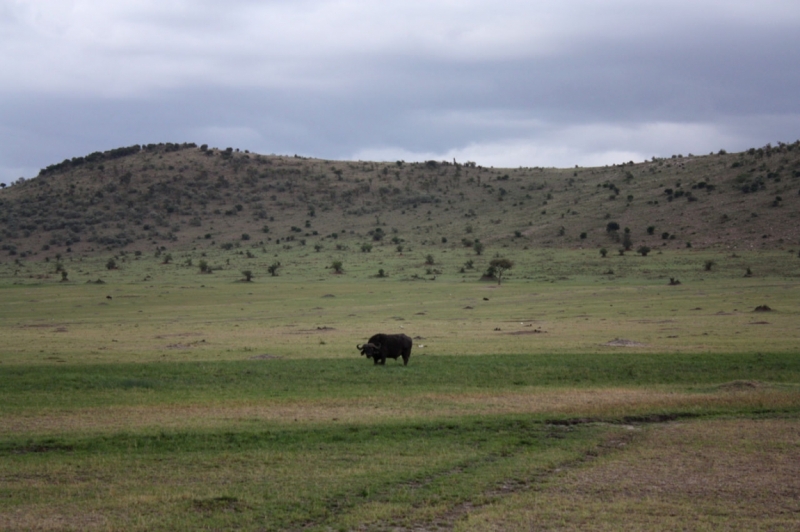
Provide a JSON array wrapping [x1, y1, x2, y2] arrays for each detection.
[[1, 141, 799, 260]]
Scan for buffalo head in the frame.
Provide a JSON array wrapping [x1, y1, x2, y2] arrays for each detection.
[[357, 342, 381, 358]]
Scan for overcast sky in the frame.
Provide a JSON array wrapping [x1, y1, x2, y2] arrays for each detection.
[[2, 0, 800, 184]]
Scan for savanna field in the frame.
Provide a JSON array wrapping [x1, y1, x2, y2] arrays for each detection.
[[1, 143, 800, 530]]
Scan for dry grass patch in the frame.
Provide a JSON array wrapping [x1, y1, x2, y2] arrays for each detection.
[[5, 387, 798, 436], [457, 418, 800, 531]]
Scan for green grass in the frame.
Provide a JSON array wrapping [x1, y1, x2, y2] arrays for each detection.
[[1, 249, 799, 530], [2, 353, 800, 411], [0, 415, 613, 531]]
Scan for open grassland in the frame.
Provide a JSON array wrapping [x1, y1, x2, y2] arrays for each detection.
[[2, 248, 800, 364], [1, 250, 799, 530], [457, 418, 800, 531]]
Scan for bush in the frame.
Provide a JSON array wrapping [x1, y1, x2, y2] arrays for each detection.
[[268, 262, 281, 276], [647, 226, 655, 235], [622, 232, 633, 251], [331, 260, 343, 274], [606, 222, 620, 233], [198, 260, 210, 273], [106, 258, 116, 270], [425, 254, 435, 265], [241, 270, 253, 282], [600, 248, 608, 257], [371, 228, 385, 241], [637, 246, 651, 256]]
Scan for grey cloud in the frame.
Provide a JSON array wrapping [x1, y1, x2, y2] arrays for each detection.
[[1, 1, 800, 182]]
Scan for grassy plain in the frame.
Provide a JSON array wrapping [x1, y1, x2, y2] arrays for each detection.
[[1, 249, 799, 530]]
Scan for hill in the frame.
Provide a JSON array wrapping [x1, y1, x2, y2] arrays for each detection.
[[1, 141, 799, 260]]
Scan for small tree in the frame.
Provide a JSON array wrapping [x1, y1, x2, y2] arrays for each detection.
[[198, 260, 210, 273], [268, 261, 281, 276], [704, 260, 715, 271], [241, 270, 253, 282], [637, 246, 651, 256], [60, 270, 69, 282], [489, 258, 513, 285], [425, 254, 435, 265], [600, 248, 608, 258], [162, 253, 172, 264], [361, 243, 372, 253], [331, 260, 343, 274], [106, 258, 116, 270], [622, 231, 633, 251], [473, 241, 485, 255]]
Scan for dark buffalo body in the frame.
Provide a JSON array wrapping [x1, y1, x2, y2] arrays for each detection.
[[357, 333, 412, 365]]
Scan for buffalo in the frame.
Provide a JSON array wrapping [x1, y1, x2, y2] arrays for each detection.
[[357, 333, 412, 366]]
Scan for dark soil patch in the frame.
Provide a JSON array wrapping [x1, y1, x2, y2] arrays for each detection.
[[604, 338, 647, 347], [192, 496, 246, 514], [249, 354, 282, 360], [717, 380, 764, 391]]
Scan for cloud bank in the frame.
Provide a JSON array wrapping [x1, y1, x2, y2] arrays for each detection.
[[1, 1, 799, 183]]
